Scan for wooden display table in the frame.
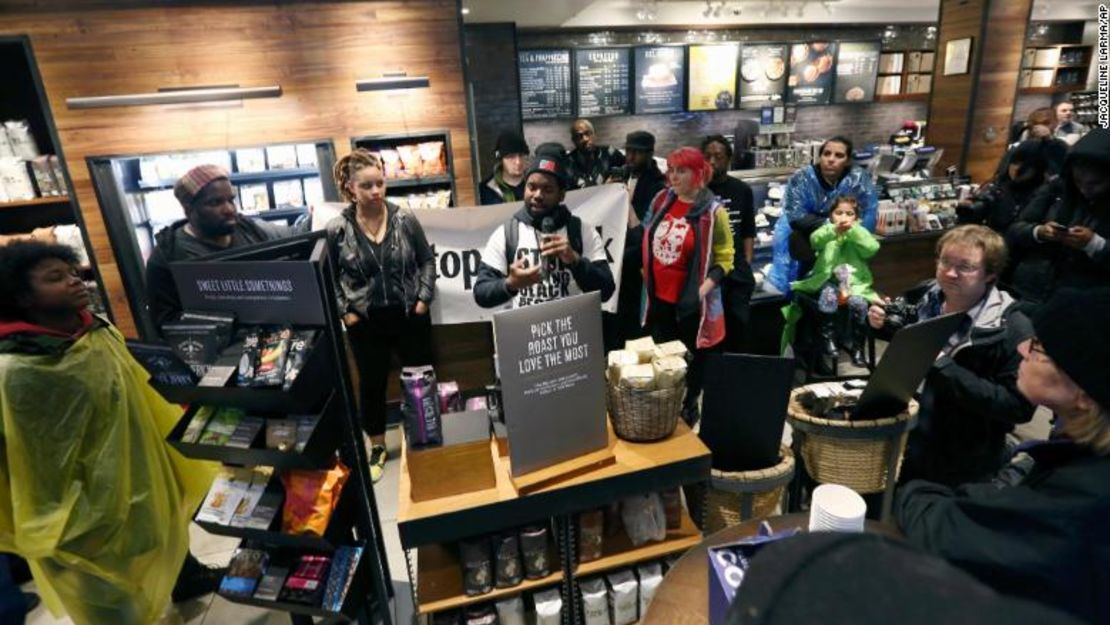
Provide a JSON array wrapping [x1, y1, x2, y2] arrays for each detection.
[[641, 513, 902, 625], [397, 420, 712, 616]]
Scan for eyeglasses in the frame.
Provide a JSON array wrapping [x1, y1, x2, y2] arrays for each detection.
[[937, 257, 982, 275]]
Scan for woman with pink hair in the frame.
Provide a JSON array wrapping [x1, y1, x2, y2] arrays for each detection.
[[637, 147, 735, 424]]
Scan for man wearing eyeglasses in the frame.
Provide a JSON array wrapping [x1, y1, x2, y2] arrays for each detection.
[[867, 225, 1036, 487], [145, 164, 283, 335], [567, 119, 625, 189]]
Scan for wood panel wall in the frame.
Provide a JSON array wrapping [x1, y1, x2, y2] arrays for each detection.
[[927, 0, 1032, 183], [0, 1, 475, 337]]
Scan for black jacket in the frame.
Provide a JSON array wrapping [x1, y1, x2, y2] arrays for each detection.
[[1008, 130, 1110, 304], [628, 161, 667, 221], [478, 166, 527, 206], [878, 281, 1036, 486], [567, 145, 625, 189], [897, 441, 1110, 623], [610, 163, 668, 347], [472, 204, 615, 308], [325, 203, 436, 317], [145, 217, 281, 333]]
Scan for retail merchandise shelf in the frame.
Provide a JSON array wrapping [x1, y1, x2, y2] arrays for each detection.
[[874, 93, 928, 102], [415, 541, 563, 614], [397, 421, 711, 548], [1019, 86, 1077, 95], [385, 175, 453, 189], [138, 167, 320, 191], [0, 196, 70, 210], [575, 511, 701, 578]]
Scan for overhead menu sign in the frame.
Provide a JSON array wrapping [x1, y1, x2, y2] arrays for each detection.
[[787, 41, 838, 105], [738, 44, 788, 109], [688, 44, 739, 111], [519, 49, 574, 120], [576, 48, 631, 117], [834, 41, 882, 104], [634, 46, 685, 114]]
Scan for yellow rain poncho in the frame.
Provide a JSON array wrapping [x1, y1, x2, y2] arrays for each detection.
[[0, 317, 215, 625]]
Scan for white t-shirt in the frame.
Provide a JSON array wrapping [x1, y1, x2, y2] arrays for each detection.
[[480, 217, 607, 309]]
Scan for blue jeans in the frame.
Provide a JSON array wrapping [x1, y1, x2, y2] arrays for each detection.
[[0, 555, 27, 625]]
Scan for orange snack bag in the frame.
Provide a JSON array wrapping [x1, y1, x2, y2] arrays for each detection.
[[281, 461, 350, 536]]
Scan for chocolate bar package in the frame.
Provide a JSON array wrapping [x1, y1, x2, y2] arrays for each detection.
[[519, 525, 550, 579], [253, 326, 293, 387], [282, 330, 317, 391], [243, 490, 283, 530], [266, 419, 298, 451], [459, 538, 492, 596], [220, 548, 269, 597], [493, 532, 523, 588], [279, 554, 332, 605], [226, 416, 265, 449], [237, 330, 262, 386], [162, 320, 225, 375], [253, 565, 290, 602], [322, 545, 363, 612], [400, 365, 442, 446]]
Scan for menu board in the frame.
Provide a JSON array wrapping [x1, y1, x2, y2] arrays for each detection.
[[633, 46, 685, 114], [576, 48, 631, 117], [834, 42, 881, 103], [519, 49, 573, 120], [738, 44, 788, 109], [786, 41, 838, 105], [688, 44, 739, 111]]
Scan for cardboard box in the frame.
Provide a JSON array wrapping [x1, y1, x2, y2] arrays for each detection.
[[406, 409, 496, 502]]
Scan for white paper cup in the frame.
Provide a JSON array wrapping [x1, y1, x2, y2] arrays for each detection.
[[808, 484, 867, 533]]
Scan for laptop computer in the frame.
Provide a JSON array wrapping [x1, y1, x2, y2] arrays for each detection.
[[700, 353, 796, 471], [852, 311, 966, 420]]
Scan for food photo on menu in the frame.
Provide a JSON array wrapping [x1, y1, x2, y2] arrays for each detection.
[[635, 46, 685, 114], [738, 44, 788, 109], [833, 41, 882, 104], [787, 41, 838, 105]]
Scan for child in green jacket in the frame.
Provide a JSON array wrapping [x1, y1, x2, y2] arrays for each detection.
[[781, 195, 882, 368]]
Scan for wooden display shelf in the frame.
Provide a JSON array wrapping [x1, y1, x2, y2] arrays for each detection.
[[875, 93, 928, 102], [576, 510, 701, 578], [415, 541, 562, 614], [397, 420, 711, 548], [1019, 86, 1082, 95], [386, 175, 453, 189], [0, 195, 70, 210]]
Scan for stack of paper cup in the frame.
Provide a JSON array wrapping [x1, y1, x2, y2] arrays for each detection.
[[808, 484, 867, 532]]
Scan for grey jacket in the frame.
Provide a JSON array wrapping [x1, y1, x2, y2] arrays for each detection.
[[325, 203, 436, 316]]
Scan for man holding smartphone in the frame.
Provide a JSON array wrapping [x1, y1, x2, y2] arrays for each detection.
[[1008, 128, 1110, 305]]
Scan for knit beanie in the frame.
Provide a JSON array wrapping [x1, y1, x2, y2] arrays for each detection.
[[494, 132, 530, 159], [1033, 287, 1110, 409], [173, 164, 230, 207]]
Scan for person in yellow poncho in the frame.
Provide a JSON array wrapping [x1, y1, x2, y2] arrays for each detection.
[[0, 241, 215, 625]]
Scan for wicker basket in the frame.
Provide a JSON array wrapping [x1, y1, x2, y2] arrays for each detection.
[[787, 389, 918, 494], [605, 382, 684, 442], [691, 446, 795, 532]]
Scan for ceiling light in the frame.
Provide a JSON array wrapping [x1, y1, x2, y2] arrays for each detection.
[[460, 6, 469, 15], [356, 73, 430, 92]]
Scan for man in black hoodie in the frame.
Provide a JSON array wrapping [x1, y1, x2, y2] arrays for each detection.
[[1008, 128, 1110, 305], [479, 131, 529, 205], [473, 154, 615, 309], [144, 165, 281, 334]]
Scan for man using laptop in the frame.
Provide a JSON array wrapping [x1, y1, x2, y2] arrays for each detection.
[[868, 225, 1035, 486]]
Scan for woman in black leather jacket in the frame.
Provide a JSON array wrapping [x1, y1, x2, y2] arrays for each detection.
[[326, 149, 436, 481]]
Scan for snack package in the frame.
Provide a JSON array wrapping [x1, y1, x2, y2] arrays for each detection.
[[238, 330, 262, 386], [464, 604, 497, 625], [220, 548, 269, 597], [495, 595, 526, 625], [30, 156, 59, 196], [244, 490, 283, 530], [378, 149, 402, 179], [180, 406, 215, 443], [652, 356, 687, 390], [417, 141, 446, 176], [253, 565, 290, 602], [294, 416, 319, 452], [606, 569, 639, 625], [533, 588, 563, 625], [519, 525, 550, 579], [660, 488, 683, 529], [279, 554, 332, 605], [493, 533, 523, 588], [578, 509, 604, 562], [266, 419, 299, 451], [620, 493, 667, 547], [196, 468, 252, 525], [579, 577, 609, 625], [652, 340, 689, 362], [401, 365, 443, 446], [0, 157, 36, 200], [618, 364, 656, 391], [437, 380, 463, 414], [229, 468, 273, 528], [607, 350, 640, 382], [4, 120, 39, 160], [624, 336, 656, 363], [396, 144, 422, 177], [197, 407, 244, 446], [253, 326, 293, 387], [282, 330, 316, 391], [281, 461, 350, 536], [227, 415, 265, 448], [459, 538, 493, 596], [637, 562, 663, 617], [322, 545, 364, 612]]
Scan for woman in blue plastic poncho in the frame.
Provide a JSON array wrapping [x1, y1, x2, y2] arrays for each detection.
[[766, 136, 878, 293], [0, 242, 214, 625]]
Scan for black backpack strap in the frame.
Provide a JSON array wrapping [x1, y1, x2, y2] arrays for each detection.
[[504, 215, 519, 268]]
